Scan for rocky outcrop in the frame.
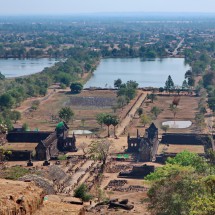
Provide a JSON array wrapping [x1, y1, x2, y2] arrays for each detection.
[[0, 179, 84, 215], [0, 179, 44, 215]]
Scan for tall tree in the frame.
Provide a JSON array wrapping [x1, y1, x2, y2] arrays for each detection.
[[147, 93, 157, 103], [161, 125, 169, 133], [96, 113, 107, 128], [10, 111, 21, 123], [70, 82, 83, 94], [114, 78, 122, 89], [151, 106, 162, 119], [58, 107, 74, 123], [140, 114, 151, 127], [165, 75, 175, 93], [182, 80, 189, 90], [137, 107, 143, 117], [88, 139, 112, 169], [103, 114, 113, 137], [111, 116, 119, 137]]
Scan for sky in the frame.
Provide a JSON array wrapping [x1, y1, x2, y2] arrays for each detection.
[[0, 0, 214, 15]]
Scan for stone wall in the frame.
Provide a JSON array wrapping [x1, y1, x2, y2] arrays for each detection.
[[161, 133, 211, 146], [7, 131, 51, 143]]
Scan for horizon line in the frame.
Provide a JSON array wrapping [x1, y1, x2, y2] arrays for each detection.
[[1, 11, 215, 17]]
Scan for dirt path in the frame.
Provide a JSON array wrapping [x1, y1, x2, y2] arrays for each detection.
[[116, 93, 147, 136], [15, 89, 56, 113]]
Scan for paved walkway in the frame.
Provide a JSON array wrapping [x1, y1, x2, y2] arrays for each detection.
[[115, 93, 147, 136]]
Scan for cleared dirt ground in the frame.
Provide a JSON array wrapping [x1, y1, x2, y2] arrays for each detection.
[[128, 95, 200, 136], [17, 89, 143, 137], [18, 90, 117, 131]]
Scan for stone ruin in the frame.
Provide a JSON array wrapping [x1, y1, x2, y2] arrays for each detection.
[[127, 123, 159, 162], [118, 164, 155, 179], [5, 122, 77, 161]]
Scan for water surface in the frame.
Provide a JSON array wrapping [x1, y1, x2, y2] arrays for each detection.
[[0, 58, 58, 78], [85, 58, 190, 88], [162, 121, 192, 129]]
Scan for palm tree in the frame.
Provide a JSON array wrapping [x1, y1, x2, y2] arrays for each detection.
[[103, 114, 113, 137], [111, 116, 119, 137]]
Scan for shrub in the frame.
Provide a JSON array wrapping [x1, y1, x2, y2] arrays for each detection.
[[74, 184, 92, 202], [57, 155, 67, 160]]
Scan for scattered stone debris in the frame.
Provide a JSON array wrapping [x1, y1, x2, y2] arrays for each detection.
[[105, 180, 127, 190], [88, 198, 134, 213], [19, 174, 55, 195], [106, 164, 131, 173], [118, 164, 155, 179], [110, 185, 148, 192]]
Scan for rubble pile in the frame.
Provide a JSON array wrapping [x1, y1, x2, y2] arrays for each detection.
[[106, 164, 131, 173], [111, 185, 148, 192], [105, 180, 127, 190], [19, 174, 55, 195], [88, 198, 134, 213]]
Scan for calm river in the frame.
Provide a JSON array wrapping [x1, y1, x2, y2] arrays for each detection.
[[85, 58, 190, 88], [0, 58, 58, 78]]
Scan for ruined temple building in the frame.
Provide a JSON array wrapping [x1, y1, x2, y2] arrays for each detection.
[[4, 122, 77, 161], [127, 122, 215, 163], [127, 123, 159, 162]]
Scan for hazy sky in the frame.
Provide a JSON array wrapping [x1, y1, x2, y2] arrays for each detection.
[[0, 0, 214, 15]]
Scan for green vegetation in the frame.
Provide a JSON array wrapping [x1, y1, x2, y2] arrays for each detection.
[[31, 100, 40, 111], [147, 93, 157, 103], [96, 113, 107, 128], [70, 82, 83, 94], [101, 114, 119, 137], [145, 151, 215, 215], [137, 107, 143, 117], [165, 75, 175, 93], [58, 107, 74, 123], [22, 123, 29, 131], [57, 155, 67, 160], [74, 184, 92, 202], [0, 48, 99, 130], [161, 125, 169, 133], [150, 106, 162, 119], [140, 114, 151, 127], [4, 166, 30, 180], [88, 139, 111, 166], [114, 78, 122, 89], [117, 80, 138, 103]]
